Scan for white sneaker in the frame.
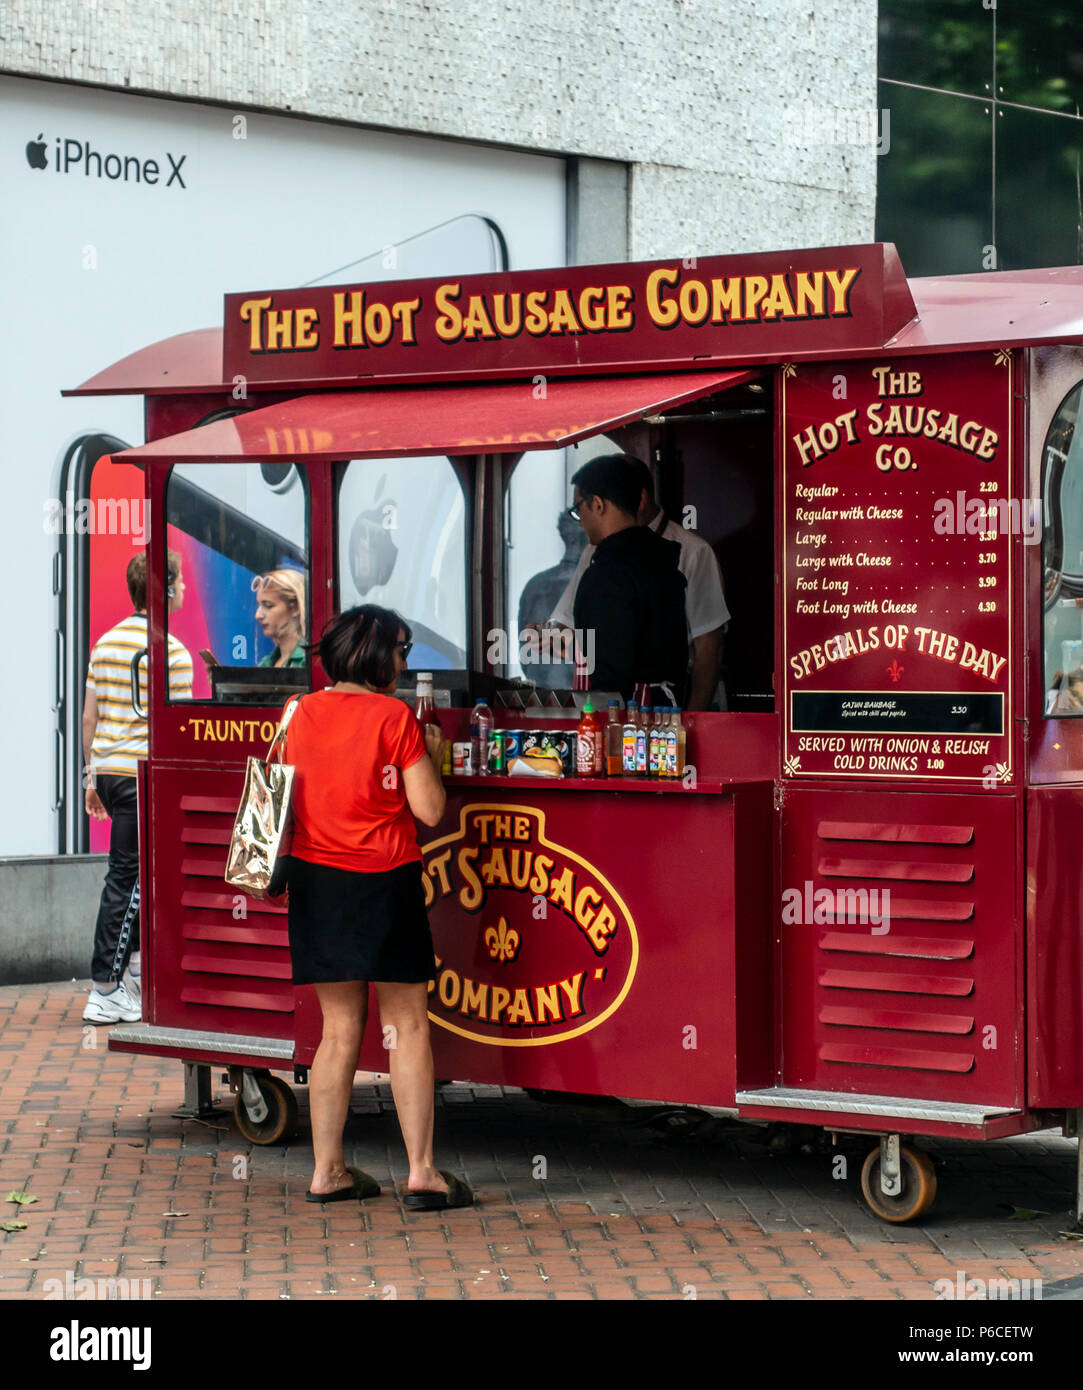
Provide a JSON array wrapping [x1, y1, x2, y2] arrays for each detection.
[[122, 964, 141, 1004], [82, 982, 141, 1024]]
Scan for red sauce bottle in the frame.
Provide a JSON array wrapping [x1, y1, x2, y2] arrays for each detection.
[[576, 701, 602, 778]]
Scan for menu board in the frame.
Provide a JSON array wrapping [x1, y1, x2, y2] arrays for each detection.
[[782, 351, 1015, 783]]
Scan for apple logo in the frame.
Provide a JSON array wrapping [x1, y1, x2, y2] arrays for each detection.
[[26, 133, 47, 170]]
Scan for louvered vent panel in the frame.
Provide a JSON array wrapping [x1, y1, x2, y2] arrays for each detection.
[[161, 792, 295, 1023], [780, 792, 1017, 1105]]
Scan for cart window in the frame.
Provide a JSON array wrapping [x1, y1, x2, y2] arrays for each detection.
[[337, 456, 467, 669], [164, 461, 310, 703], [505, 443, 601, 684], [1042, 382, 1083, 714]]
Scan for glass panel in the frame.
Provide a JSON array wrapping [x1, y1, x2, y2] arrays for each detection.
[[337, 456, 466, 669], [1042, 382, 1083, 712], [165, 461, 309, 703], [506, 446, 585, 684], [995, 106, 1083, 270], [997, 2, 1083, 115], [879, 0, 993, 97], [876, 84, 993, 276]]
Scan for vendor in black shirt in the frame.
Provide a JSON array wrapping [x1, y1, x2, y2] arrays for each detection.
[[570, 454, 688, 702]]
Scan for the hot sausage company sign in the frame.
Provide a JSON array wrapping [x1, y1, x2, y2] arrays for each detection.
[[782, 350, 1015, 783], [222, 244, 915, 387], [420, 804, 638, 1046]]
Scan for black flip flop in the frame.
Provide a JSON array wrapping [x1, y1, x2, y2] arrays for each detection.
[[402, 1170, 474, 1211], [305, 1165, 381, 1204]]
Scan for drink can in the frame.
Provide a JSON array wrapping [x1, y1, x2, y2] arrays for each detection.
[[453, 741, 473, 775], [488, 731, 507, 774], [441, 739, 452, 776]]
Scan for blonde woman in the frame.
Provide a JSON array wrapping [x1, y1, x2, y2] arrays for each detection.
[[254, 569, 307, 668]]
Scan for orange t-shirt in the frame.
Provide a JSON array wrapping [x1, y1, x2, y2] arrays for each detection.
[[282, 690, 427, 872]]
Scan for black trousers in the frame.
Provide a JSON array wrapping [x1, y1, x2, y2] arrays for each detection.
[[90, 773, 140, 983]]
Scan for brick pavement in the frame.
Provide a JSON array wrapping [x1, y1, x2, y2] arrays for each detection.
[[2, 980, 1082, 1301]]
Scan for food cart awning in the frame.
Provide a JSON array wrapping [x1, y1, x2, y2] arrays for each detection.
[[110, 369, 757, 463]]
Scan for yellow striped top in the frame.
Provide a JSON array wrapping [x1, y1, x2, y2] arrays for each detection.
[[87, 613, 193, 776]]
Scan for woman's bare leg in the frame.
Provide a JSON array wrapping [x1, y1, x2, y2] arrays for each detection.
[[309, 980, 367, 1195], [374, 981, 448, 1195]]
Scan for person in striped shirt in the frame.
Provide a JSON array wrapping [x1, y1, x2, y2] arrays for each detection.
[[82, 551, 192, 1024]]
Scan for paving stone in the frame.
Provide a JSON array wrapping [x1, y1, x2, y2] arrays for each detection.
[[2, 980, 1082, 1301]]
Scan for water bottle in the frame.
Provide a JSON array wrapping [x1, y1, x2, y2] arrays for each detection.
[[470, 698, 494, 776]]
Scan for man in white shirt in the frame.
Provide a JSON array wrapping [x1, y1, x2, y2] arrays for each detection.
[[545, 455, 729, 709]]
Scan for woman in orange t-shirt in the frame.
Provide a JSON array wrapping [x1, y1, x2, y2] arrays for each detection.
[[284, 605, 472, 1210]]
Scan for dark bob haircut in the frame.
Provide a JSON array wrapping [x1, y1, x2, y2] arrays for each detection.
[[319, 605, 412, 689], [570, 453, 646, 520]]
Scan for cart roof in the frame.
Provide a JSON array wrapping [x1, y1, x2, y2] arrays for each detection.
[[64, 252, 1083, 400]]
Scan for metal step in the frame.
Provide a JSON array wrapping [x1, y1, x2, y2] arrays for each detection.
[[735, 1086, 1017, 1127], [109, 1023, 292, 1060]]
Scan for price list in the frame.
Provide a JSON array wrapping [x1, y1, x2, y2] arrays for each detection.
[[781, 351, 1015, 783]]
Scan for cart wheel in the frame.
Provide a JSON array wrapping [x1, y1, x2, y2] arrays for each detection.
[[234, 1074, 298, 1146], [860, 1144, 937, 1223]]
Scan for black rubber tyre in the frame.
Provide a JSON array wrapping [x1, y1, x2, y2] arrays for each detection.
[[233, 1074, 298, 1145]]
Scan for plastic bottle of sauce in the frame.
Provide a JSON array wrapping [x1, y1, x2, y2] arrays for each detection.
[[648, 708, 664, 778], [674, 706, 687, 778], [576, 701, 602, 778], [470, 698, 493, 775], [415, 672, 435, 727], [635, 706, 649, 778], [622, 702, 639, 776], [605, 700, 623, 777]]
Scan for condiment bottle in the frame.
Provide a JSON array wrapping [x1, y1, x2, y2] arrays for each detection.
[[470, 698, 493, 776], [622, 702, 639, 776], [674, 706, 686, 778], [648, 708, 662, 778], [415, 672, 435, 727], [635, 705, 649, 778], [576, 701, 601, 778], [605, 700, 623, 777]]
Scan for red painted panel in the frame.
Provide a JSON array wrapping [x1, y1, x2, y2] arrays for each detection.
[[1027, 786, 1083, 1105], [321, 783, 773, 1105], [780, 787, 1020, 1105]]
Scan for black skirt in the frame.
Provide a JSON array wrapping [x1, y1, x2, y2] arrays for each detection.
[[285, 855, 436, 986]]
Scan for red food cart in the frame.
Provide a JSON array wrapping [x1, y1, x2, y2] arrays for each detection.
[[67, 244, 1083, 1221]]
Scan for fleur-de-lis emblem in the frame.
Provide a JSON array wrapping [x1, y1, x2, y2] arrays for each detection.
[[994, 348, 1012, 367], [484, 916, 520, 963], [996, 762, 1011, 783], [887, 660, 904, 683], [781, 362, 797, 378], [784, 754, 801, 776]]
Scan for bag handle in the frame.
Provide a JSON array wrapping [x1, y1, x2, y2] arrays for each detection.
[[265, 694, 303, 771]]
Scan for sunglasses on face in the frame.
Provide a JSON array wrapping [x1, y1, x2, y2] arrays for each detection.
[[394, 642, 413, 660]]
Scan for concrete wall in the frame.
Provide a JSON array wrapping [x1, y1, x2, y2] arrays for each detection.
[[0, 856, 105, 985], [1, 0, 878, 258]]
